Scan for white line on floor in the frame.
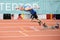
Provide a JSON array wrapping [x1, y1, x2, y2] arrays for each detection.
[[0, 31, 29, 36], [0, 35, 60, 38]]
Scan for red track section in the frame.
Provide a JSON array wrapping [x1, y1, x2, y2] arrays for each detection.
[[0, 20, 60, 40]]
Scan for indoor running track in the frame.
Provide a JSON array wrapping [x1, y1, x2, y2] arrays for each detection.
[[0, 19, 60, 40]]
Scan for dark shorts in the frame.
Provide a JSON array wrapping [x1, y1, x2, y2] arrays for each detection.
[[31, 12, 38, 19]]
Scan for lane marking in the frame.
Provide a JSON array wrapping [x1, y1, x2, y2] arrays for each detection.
[[0, 31, 29, 36], [0, 35, 60, 38]]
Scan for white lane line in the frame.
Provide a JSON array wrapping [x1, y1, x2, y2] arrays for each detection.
[[0, 22, 38, 24], [0, 23, 59, 24], [0, 28, 59, 32], [0, 36, 27, 38], [0, 26, 39, 28], [30, 35, 60, 36], [0, 31, 19, 32], [0, 35, 60, 38], [0, 27, 19, 28], [0, 31, 29, 36]]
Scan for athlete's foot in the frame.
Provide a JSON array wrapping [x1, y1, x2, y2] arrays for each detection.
[[38, 20, 42, 26]]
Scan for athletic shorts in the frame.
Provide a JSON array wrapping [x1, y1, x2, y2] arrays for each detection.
[[31, 12, 38, 19]]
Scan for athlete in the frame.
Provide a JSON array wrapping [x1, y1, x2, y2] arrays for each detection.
[[16, 6, 42, 25]]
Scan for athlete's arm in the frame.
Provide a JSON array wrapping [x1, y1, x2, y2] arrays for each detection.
[[16, 6, 24, 11], [24, 8, 32, 10], [16, 6, 32, 11]]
